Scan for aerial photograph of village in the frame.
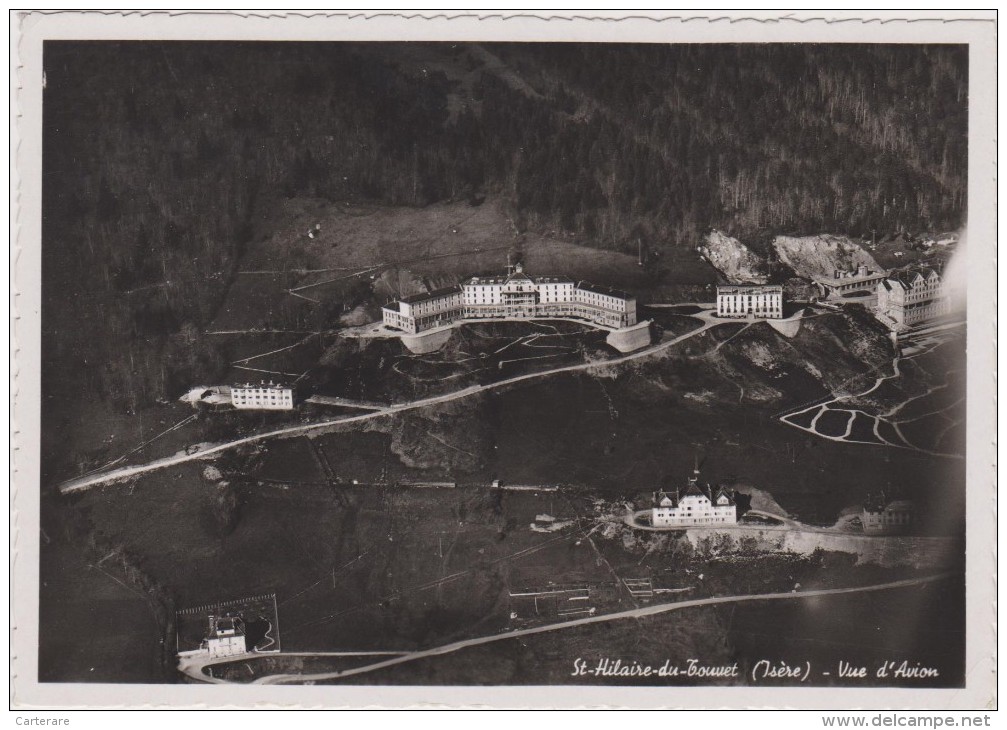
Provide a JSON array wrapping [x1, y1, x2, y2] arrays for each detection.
[[39, 41, 967, 688]]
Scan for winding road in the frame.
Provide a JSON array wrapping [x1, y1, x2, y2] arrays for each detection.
[[177, 572, 951, 685], [623, 508, 818, 533], [777, 324, 964, 458], [60, 311, 727, 494]]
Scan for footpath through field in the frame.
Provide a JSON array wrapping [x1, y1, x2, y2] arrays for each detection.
[[59, 311, 727, 494], [776, 322, 964, 458]]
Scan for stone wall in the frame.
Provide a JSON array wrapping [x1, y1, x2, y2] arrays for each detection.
[[400, 327, 454, 354], [605, 320, 652, 353]]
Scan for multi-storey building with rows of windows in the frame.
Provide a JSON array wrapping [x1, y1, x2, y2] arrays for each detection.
[[862, 493, 914, 535], [380, 285, 464, 334], [876, 267, 951, 328], [814, 263, 889, 298], [381, 263, 637, 334], [230, 381, 295, 410], [715, 284, 784, 319], [651, 472, 737, 528]]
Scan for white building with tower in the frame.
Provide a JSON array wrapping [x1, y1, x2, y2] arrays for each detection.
[[381, 262, 637, 334], [204, 615, 247, 657], [651, 470, 737, 527], [177, 614, 248, 659], [716, 284, 784, 319]]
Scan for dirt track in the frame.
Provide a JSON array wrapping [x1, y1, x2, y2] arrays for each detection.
[[177, 572, 951, 684], [60, 312, 726, 494]]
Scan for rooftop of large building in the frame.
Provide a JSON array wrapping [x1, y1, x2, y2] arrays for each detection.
[[209, 614, 245, 637], [381, 285, 463, 311], [381, 262, 635, 308], [864, 499, 914, 515], [881, 267, 942, 291], [863, 491, 914, 513], [399, 285, 463, 304], [656, 477, 735, 508], [716, 284, 783, 294], [232, 381, 291, 391], [576, 281, 632, 300], [463, 273, 575, 286], [462, 263, 633, 300], [814, 269, 888, 285]]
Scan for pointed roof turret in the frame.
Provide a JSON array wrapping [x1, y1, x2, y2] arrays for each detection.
[[505, 260, 532, 283]]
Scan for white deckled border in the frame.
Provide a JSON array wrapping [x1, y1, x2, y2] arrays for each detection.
[[10, 9, 997, 710]]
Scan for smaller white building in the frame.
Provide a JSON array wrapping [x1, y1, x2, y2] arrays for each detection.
[[862, 498, 914, 535], [651, 474, 737, 527], [381, 285, 464, 335], [231, 382, 295, 410], [204, 615, 247, 658], [716, 284, 783, 319]]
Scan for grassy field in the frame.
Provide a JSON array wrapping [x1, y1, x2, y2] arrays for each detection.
[[816, 409, 852, 438], [200, 546, 953, 686], [209, 196, 692, 334], [42, 298, 966, 683], [38, 540, 169, 683]]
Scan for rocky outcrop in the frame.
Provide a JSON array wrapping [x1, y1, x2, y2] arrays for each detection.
[[699, 230, 769, 283], [773, 234, 883, 282]]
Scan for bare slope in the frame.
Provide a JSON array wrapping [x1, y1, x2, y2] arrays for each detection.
[[210, 197, 654, 332], [773, 234, 884, 282]]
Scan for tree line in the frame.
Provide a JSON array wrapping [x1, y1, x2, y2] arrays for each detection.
[[41, 41, 967, 416]]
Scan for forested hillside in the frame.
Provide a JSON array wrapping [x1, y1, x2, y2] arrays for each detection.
[[41, 42, 967, 413]]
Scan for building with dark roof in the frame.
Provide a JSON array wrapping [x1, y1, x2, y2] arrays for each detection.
[[876, 267, 950, 328], [381, 285, 465, 334], [381, 262, 637, 334], [651, 470, 737, 527], [862, 495, 914, 535], [195, 614, 247, 658], [814, 263, 889, 297]]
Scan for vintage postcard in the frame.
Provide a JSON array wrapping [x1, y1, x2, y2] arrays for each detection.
[[11, 11, 997, 709]]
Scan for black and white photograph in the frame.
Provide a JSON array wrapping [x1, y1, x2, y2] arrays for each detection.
[[11, 10, 997, 711]]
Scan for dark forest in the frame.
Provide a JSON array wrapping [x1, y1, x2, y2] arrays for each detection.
[[42, 42, 968, 413]]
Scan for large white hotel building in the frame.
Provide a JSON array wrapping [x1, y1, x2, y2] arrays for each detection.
[[715, 284, 784, 319], [381, 263, 637, 334]]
